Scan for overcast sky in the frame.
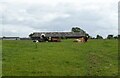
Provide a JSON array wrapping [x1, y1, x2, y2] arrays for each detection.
[[0, 0, 119, 38]]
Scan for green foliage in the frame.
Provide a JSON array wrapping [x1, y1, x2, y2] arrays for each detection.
[[2, 39, 118, 76], [113, 35, 118, 39], [96, 35, 103, 39], [29, 33, 34, 38], [71, 27, 86, 33], [85, 34, 91, 39], [71, 27, 89, 36], [107, 35, 114, 39], [118, 35, 120, 39], [71, 27, 81, 32]]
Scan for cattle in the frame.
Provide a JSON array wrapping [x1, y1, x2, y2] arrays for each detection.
[[73, 39, 81, 42], [33, 40, 39, 43], [84, 36, 88, 42], [37, 34, 49, 42], [73, 36, 88, 43], [50, 38, 61, 42]]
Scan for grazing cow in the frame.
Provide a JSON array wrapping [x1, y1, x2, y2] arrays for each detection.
[[38, 34, 49, 42], [33, 40, 39, 43], [50, 38, 61, 42], [84, 36, 88, 42], [73, 39, 81, 42], [73, 36, 88, 43]]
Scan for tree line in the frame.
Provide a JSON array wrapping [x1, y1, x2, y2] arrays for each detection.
[[88, 34, 119, 39], [71, 27, 119, 39]]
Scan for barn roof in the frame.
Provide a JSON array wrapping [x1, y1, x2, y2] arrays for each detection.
[[2, 37, 20, 39], [31, 32, 87, 38]]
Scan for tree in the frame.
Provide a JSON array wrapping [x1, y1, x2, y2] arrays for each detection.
[[96, 35, 103, 39], [71, 27, 89, 38], [29, 33, 34, 38], [113, 35, 118, 39], [92, 37, 96, 39], [118, 35, 120, 39], [89, 36, 95, 39], [85, 34, 92, 39], [107, 35, 114, 39], [71, 27, 81, 32]]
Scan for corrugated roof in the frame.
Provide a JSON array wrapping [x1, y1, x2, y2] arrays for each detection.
[[31, 32, 86, 37]]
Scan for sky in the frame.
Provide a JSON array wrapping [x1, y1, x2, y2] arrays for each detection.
[[0, 0, 119, 38]]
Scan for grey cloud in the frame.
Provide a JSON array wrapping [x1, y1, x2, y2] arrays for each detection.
[[1, 0, 118, 37]]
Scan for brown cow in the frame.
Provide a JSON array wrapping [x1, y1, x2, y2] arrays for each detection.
[[49, 37, 61, 42], [74, 36, 88, 43]]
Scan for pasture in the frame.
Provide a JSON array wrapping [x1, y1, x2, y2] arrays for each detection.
[[0, 40, 2, 77], [2, 39, 118, 76]]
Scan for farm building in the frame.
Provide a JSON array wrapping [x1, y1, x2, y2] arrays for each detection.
[[20, 37, 31, 40], [29, 32, 88, 40], [2, 37, 20, 40]]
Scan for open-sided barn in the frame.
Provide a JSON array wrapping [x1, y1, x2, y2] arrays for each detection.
[[30, 32, 87, 40], [2, 37, 20, 40]]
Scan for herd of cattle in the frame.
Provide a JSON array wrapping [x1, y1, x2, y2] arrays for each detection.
[[33, 34, 88, 43]]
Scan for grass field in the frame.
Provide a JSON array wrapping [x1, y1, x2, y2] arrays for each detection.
[[0, 40, 2, 77], [2, 39, 118, 76]]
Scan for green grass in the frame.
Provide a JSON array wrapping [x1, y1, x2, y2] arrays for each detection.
[[2, 39, 118, 76], [0, 40, 2, 77]]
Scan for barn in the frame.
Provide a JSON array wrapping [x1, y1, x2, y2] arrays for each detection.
[[29, 32, 87, 40], [2, 37, 20, 40]]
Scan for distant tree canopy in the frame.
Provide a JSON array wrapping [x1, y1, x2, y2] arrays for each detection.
[[85, 34, 91, 38], [71, 27, 86, 32], [107, 35, 114, 39], [96, 35, 103, 39], [71, 27, 89, 37], [85, 34, 119, 39], [88, 36, 95, 39], [29, 33, 34, 38], [118, 35, 120, 39], [71, 27, 81, 32], [113, 35, 118, 39]]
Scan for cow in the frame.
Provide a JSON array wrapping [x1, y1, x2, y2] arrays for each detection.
[[49, 37, 61, 42], [83, 36, 88, 42], [73, 39, 81, 42], [33, 40, 39, 43], [73, 36, 88, 43], [38, 34, 49, 42]]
